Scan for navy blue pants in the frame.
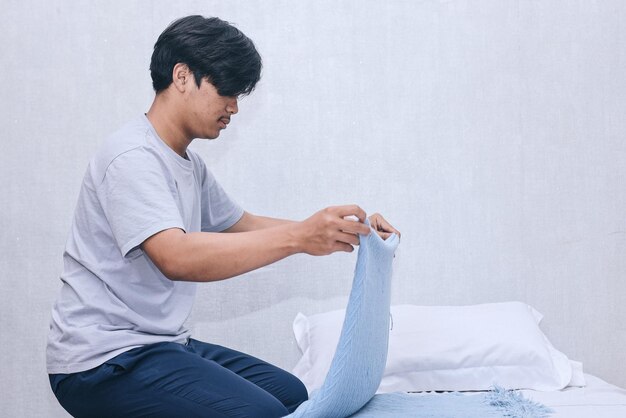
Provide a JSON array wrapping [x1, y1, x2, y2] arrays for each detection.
[[49, 339, 308, 417]]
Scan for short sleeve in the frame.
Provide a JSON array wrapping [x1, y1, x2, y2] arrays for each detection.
[[97, 148, 185, 257], [199, 166, 244, 232]]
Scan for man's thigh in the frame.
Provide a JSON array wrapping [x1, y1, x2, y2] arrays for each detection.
[[186, 338, 308, 413], [50, 341, 291, 418]]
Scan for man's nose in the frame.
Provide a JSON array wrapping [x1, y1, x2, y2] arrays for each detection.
[[226, 98, 238, 115]]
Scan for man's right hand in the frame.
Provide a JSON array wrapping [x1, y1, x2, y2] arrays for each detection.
[[294, 205, 371, 256]]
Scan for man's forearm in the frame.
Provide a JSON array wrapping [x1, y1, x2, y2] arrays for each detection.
[[143, 224, 301, 282]]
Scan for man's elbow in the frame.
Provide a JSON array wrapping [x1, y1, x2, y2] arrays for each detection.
[[156, 257, 188, 281]]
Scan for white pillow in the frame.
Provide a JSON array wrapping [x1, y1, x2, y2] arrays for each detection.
[[292, 302, 584, 393]]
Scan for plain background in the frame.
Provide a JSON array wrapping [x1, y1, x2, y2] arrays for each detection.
[[1, 1, 625, 416]]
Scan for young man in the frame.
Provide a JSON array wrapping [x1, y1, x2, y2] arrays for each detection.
[[47, 15, 400, 417]]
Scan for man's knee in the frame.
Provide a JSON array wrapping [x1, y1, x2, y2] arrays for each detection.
[[279, 372, 309, 413]]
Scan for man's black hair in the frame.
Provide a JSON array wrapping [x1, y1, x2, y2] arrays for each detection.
[[150, 15, 262, 97]]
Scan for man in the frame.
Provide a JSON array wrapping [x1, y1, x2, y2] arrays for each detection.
[[47, 15, 400, 417]]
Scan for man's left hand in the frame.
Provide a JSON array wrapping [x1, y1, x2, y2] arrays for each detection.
[[368, 213, 401, 240]]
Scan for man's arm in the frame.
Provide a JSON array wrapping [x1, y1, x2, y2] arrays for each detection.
[[223, 211, 294, 233], [142, 205, 371, 282]]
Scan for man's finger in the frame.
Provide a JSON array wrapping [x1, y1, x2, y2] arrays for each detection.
[[333, 242, 354, 253], [373, 215, 401, 237], [339, 218, 371, 236], [333, 205, 367, 223], [336, 231, 360, 246], [376, 230, 392, 240]]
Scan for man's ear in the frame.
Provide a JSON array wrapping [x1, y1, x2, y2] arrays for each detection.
[[172, 63, 192, 93]]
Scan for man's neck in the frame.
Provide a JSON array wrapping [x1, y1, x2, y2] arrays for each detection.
[[146, 95, 192, 158]]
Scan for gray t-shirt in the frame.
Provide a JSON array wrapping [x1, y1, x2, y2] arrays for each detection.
[[46, 115, 243, 374]]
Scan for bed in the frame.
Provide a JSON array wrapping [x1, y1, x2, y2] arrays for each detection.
[[521, 373, 626, 418], [291, 303, 626, 417]]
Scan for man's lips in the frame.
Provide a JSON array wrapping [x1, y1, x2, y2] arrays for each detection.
[[219, 117, 230, 129]]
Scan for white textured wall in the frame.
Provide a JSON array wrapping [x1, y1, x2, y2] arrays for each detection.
[[1, 1, 625, 416]]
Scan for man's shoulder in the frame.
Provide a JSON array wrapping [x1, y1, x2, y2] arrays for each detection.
[[89, 116, 157, 182], [100, 116, 152, 159]]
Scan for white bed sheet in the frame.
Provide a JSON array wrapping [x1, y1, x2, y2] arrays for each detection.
[[520, 373, 626, 418], [391, 373, 626, 417]]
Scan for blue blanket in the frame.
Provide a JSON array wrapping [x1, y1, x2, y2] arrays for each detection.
[[288, 222, 552, 418], [350, 388, 552, 417]]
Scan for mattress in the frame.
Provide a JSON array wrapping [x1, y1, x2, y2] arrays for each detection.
[[520, 373, 626, 418]]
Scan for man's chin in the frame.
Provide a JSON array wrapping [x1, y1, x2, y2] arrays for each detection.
[[199, 131, 220, 140]]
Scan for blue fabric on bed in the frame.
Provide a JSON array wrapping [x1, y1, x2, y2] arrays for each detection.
[[288, 222, 552, 418], [349, 388, 552, 418]]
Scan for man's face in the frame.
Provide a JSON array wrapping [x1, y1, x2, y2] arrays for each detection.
[[185, 77, 238, 140]]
